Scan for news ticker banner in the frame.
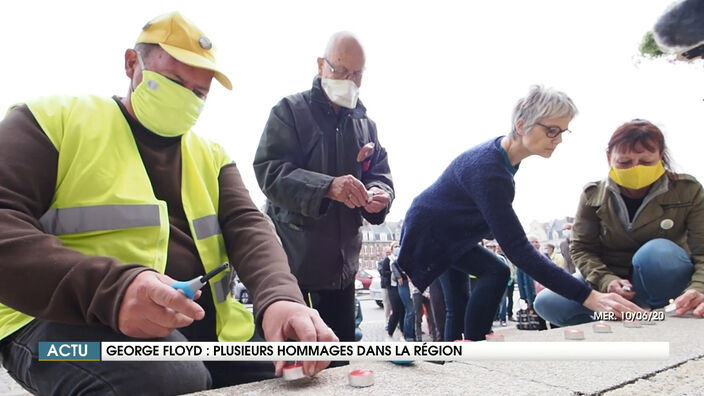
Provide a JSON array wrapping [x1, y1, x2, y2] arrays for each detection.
[[38, 341, 669, 362]]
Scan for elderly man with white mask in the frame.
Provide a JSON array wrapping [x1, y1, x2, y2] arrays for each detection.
[[254, 32, 394, 347]]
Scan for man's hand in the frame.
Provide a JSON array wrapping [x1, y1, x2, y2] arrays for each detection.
[[262, 300, 338, 377], [118, 271, 205, 338], [325, 175, 368, 208], [363, 187, 390, 214], [607, 278, 635, 300], [673, 289, 704, 317], [582, 290, 646, 319]]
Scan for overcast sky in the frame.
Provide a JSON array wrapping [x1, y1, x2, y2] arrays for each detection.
[[2, 0, 702, 227]]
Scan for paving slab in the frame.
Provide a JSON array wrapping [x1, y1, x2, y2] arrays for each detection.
[[454, 314, 704, 395], [193, 313, 703, 396], [187, 360, 571, 396], [604, 357, 704, 395], [0, 369, 30, 396], [3, 303, 701, 395]]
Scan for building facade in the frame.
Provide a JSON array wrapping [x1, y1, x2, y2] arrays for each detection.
[[358, 220, 402, 270]]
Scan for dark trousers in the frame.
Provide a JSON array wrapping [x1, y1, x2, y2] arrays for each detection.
[[386, 285, 405, 337], [412, 292, 437, 341], [516, 268, 536, 306], [396, 281, 415, 341], [439, 268, 469, 341], [299, 282, 356, 343], [506, 280, 515, 317], [428, 278, 446, 341], [300, 282, 355, 368], [0, 319, 274, 395], [441, 246, 510, 341]]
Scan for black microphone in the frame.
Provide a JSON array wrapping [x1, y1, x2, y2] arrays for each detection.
[[654, 0, 704, 59]]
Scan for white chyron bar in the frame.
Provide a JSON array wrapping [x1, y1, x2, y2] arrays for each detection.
[[100, 342, 669, 361]]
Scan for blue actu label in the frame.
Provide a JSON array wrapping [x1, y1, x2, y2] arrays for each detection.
[[39, 342, 101, 361]]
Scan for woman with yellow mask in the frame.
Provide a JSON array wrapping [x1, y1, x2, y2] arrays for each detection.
[[535, 119, 704, 325]]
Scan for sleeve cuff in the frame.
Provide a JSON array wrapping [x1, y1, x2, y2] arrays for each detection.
[[597, 274, 620, 293]]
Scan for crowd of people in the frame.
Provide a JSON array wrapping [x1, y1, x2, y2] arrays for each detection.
[[0, 3, 703, 394], [377, 234, 577, 341]]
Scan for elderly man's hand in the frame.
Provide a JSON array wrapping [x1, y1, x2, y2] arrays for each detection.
[[673, 289, 704, 317], [262, 300, 338, 377], [363, 187, 390, 213], [118, 271, 205, 338], [325, 175, 368, 208]]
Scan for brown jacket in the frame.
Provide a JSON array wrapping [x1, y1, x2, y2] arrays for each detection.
[[571, 174, 704, 293], [0, 100, 304, 340]]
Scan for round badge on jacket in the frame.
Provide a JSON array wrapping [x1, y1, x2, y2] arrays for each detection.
[[660, 219, 674, 230]]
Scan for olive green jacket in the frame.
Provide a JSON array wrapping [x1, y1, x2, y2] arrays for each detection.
[[571, 174, 704, 293]]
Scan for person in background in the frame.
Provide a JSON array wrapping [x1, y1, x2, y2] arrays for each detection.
[[560, 223, 577, 274], [378, 243, 397, 323], [544, 243, 567, 272], [0, 12, 335, 394], [354, 298, 363, 341], [516, 236, 540, 306], [428, 278, 446, 340], [253, 31, 394, 345], [396, 86, 644, 341], [386, 247, 406, 340], [393, 246, 416, 341], [411, 279, 438, 341], [535, 119, 704, 325]]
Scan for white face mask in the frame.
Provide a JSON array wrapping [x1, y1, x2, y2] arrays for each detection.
[[321, 78, 359, 109]]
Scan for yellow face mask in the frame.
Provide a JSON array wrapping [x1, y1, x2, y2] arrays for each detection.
[[132, 70, 204, 137], [608, 161, 666, 190], [131, 54, 204, 137]]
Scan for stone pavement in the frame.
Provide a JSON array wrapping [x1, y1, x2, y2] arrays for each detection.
[[191, 312, 704, 396], [0, 369, 28, 396], [3, 296, 703, 395]]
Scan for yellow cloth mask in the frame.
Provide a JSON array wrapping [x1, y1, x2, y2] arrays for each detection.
[[609, 161, 666, 190], [131, 57, 204, 137]]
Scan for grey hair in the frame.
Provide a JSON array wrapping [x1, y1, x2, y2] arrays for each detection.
[[510, 85, 578, 139], [134, 43, 160, 60]]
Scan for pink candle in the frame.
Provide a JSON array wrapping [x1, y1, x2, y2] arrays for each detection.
[[348, 369, 375, 387]]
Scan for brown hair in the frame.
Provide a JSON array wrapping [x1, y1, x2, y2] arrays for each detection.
[[606, 119, 676, 179]]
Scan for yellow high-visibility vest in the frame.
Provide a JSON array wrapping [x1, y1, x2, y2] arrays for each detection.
[[0, 95, 253, 341]]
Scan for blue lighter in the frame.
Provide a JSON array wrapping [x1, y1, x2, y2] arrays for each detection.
[[171, 262, 229, 299]]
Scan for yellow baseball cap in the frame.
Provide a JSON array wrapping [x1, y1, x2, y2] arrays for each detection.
[[136, 12, 232, 90]]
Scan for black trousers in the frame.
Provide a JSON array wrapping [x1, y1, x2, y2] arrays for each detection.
[[386, 285, 405, 337], [0, 319, 274, 395], [300, 282, 356, 368], [299, 281, 356, 343]]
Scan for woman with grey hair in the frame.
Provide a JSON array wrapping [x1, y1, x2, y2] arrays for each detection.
[[396, 86, 644, 341]]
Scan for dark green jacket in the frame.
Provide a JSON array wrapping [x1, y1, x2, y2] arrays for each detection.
[[571, 174, 704, 293], [253, 77, 394, 290]]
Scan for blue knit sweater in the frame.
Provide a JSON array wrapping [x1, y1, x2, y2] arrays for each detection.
[[397, 137, 592, 304]]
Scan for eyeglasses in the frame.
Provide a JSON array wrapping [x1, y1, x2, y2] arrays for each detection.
[[323, 58, 364, 81], [535, 122, 571, 138]]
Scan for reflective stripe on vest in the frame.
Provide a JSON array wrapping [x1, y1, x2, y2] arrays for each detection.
[[0, 95, 254, 343], [192, 214, 222, 240], [213, 269, 235, 303], [40, 204, 160, 235]]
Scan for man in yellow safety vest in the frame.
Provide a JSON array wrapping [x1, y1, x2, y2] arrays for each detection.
[[0, 12, 336, 394]]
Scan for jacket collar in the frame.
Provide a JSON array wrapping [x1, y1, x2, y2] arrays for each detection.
[[604, 175, 670, 231], [310, 75, 367, 117]]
